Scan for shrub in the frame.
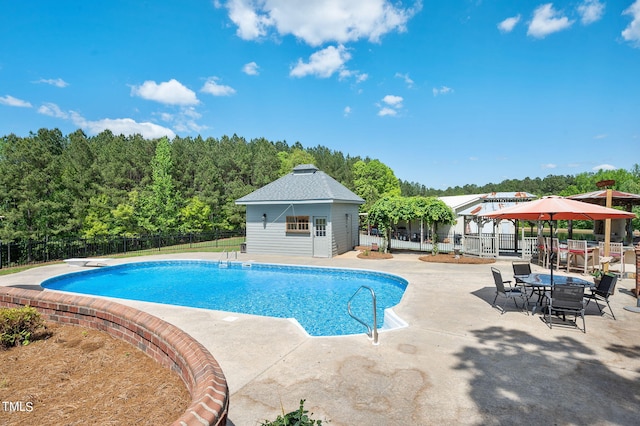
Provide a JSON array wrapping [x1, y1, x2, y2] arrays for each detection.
[[0, 306, 44, 349], [260, 400, 326, 426]]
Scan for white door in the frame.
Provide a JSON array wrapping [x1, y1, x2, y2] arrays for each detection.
[[313, 217, 329, 257]]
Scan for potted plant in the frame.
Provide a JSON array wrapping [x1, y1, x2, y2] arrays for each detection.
[[591, 268, 603, 286]]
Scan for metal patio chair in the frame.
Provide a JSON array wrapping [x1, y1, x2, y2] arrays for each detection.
[[491, 267, 528, 314], [545, 284, 586, 332], [585, 273, 618, 320], [512, 261, 532, 283]]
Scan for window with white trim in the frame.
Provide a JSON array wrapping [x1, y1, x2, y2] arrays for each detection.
[[286, 216, 310, 234]]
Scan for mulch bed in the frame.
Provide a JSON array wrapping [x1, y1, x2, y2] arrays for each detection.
[[0, 323, 190, 425], [355, 246, 494, 264], [356, 247, 394, 260], [419, 253, 495, 264]]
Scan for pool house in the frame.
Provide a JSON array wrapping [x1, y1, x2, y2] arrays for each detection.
[[236, 164, 364, 258]]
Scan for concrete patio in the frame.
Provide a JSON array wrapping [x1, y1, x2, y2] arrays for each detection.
[[1, 251, 639, 425]]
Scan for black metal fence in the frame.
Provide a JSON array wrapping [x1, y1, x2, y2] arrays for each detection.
[[0, 230, 246, 269]]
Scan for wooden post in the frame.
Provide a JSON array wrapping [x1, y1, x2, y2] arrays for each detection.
[[596, 179, 615, 273], [603, 188, 612, 272]]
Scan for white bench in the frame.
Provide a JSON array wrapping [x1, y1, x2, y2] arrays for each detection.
[[63, 258, 113, 267]]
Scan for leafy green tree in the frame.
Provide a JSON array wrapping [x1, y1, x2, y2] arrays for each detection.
[[0, 129, 69, 241], [61, 129, 99, 235], [277, 148, 316, 176], [249, 137, 281, 187], [1, 127, 637, 244], [367, 196, 410, 252], [305, 145, 360, 190], [111, 191, 144, 236], [133, 137, 181, 233], [179, 196, 212, 233], [82, 194, 112, 238], [409, 196, 456, 251], [353, 159, 401, 211]]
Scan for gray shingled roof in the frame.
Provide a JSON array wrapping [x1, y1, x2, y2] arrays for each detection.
[[236, 164, 364, 205]]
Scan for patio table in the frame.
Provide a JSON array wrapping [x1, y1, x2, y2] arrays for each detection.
[[514, 273, 594, 314]]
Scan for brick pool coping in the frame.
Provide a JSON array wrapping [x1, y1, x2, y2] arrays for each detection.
[[0, 286, 229, 426]]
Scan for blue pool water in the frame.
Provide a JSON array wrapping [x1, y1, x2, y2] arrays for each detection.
[[42, 261, 408, 337]]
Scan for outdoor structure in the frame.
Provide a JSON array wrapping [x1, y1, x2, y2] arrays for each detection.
[[359, 192, 536, 255], [567, 188, 640, 245], [455, 192, 537, 236], [481, 196, 637, 269], [392, 192, 537, 240], [235, 164, 364, 258], [437, 194, 484, 236]]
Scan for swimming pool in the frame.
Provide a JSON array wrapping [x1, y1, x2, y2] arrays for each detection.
[[42, 260, 408, 337]]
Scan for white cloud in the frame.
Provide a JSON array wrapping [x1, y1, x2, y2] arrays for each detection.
[[0, 95, 32, 108], [377, 94, 403, 116], [577, 0, 605, 25], [593, 163, 617, 171], [432, 86, 453, 96], [242, 61, 260, 75], [528, 4, 573, 38], [160, 107, 207, 133], [224, 0, 273, 40], [593, 133, 607, 139], [34, 78, 69, 88], [377, 107, 397, 117], [201, 78, 237, 96], [498, 15, 521, 33], [382, 94, 403, 107], [344, 106, 351, 117], [338, 69, 367, 82], [622, 0, 640, 47], [290, 45, 351, 78], [542, 163, 557, 169], [219, 0, 421, 46], [131, 79, 199, 105], [356, 73, 368, 83], [38, 102, 69, 118], [395, 72, 414, 87], [35, 102, 176, 139], [88, 118, 176, 139]]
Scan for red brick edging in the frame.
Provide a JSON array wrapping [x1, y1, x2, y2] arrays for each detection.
[[0, 287, 229, 426]]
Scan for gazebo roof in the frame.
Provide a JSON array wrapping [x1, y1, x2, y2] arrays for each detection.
[[567, 190, 640, 207]]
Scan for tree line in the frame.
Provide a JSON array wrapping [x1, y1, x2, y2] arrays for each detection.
[[1, 128, 638, 243]]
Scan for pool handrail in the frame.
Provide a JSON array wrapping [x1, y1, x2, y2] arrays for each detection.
[[348, 285, 379, 345]]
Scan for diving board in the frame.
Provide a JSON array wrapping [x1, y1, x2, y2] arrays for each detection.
[[63, 258, 113, 267]]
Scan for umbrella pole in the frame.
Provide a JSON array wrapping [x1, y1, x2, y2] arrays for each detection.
[[603, 188, 612, 273], [549, 214, 554, 285]]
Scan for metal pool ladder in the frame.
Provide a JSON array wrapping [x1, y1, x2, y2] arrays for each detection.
[[348, 285, 379, 345], [218, 250, 237, 267]]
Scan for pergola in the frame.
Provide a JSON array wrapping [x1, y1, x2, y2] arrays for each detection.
[[567, 187, 640, 245]]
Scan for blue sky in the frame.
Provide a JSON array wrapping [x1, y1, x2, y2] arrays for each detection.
[[1, 1, 639, 189]]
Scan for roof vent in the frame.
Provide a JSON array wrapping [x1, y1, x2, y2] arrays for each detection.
[[292, 164, 319, 174]]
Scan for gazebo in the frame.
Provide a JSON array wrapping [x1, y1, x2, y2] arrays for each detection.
[[567, 187, 640, 245]]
